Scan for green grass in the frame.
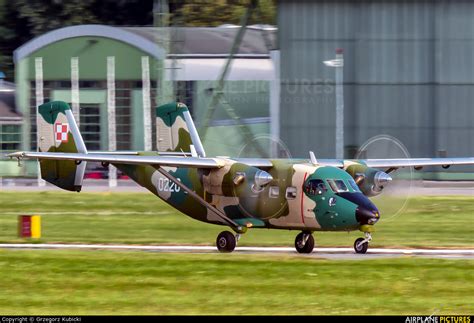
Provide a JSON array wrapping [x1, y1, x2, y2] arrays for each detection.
[[0, 192, 473, 248], [0, 250, 471, 315], [0, 192, 472, 315]]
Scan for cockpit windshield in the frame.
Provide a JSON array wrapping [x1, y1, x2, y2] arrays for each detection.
[[348, 179, 361, 192], [326, 179, 351, 193], [327, 179, 338, 192], [334, 180, 349, 192]]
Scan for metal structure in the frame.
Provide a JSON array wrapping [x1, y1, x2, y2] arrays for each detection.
[[278, 0, 474, 172], [70, 57, 80, 124], [34, 57, 45, 186], [199, 0, 268, 157], [154, 0, 173, 108], [107, 56, 117, 187], [324, 48, 344, 159], [141, 56, 152, 151]]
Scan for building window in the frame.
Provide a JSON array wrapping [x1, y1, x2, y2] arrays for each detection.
[[176, 81, 194, 110], [0, 124, 21, 152], [115, 85, 131, 150], [80, 104, 101, 151]]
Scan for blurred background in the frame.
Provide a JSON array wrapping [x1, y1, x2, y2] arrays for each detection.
[[0, 0, 473, 181]]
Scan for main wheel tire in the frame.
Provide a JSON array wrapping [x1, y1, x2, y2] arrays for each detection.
[[354, 238, 368, 254], [216, 231, 236, 253], [295, 232, 315, 254]]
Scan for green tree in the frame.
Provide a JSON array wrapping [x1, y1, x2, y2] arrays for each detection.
[[0, 0, 154, 80], [173, 0, 276, 27], [0, 0, 276, 80]]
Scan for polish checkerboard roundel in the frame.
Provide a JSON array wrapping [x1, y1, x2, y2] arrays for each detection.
[[55, 123, 69, 143]]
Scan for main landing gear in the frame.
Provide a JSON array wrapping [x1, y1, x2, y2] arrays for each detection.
[[216, 231, 241, 253], [354, 232, 372, 254], [295, 232, 314, 254]]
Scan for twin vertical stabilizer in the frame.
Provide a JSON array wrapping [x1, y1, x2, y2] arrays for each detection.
[[155, 102, 206, 157]]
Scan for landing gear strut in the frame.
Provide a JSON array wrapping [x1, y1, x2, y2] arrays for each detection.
[[354, 232, 372, 254], [216, 231, 237, 253], [295, 232, 314, 254]]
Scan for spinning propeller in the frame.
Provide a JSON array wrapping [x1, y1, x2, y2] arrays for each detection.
[[354, 135, 415, 222]]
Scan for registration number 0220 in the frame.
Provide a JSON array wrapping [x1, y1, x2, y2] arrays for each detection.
[[157, 177, 181, 192]]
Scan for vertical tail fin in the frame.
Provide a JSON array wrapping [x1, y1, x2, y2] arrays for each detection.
[[156, 102, 206, 157], [37, 101, 87, 191]]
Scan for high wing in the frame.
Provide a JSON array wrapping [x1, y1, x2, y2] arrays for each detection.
[[7, 151, 225, 169], [230, 157, 474, 170], [87, 151, 193, 156], [317, 157, 474, 169], [357, 157, 474, 169]]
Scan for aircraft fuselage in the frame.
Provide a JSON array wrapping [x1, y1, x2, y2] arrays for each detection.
[[115, 159, 379, 232]]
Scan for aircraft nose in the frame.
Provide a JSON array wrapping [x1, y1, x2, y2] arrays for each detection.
[[336, 192, 380, 225], [355, 206, 380, 225]]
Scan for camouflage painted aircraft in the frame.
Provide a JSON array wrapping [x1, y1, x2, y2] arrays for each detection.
[[8, 101, 474, 253]]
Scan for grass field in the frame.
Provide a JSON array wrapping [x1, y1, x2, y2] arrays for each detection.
[[0, 249, 472, 315], [0, 192, 472, 315], [0, 192, 473, 248]]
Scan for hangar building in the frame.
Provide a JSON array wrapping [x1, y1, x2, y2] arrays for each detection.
[[276, 0, 474, 178]]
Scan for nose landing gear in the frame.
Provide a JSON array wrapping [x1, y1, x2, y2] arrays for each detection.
[[354, 232, 372, 254]]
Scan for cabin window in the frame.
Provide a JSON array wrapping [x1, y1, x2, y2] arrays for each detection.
[[269, 186, 280, 198], [285, 187, 297, 199], [304, 179, 327, 196], [348, 179, 361, 192]]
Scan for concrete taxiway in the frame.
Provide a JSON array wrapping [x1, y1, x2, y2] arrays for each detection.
[[1, 243, 473, 260]]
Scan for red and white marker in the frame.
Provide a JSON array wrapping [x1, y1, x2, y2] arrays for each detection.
[[54, 123, 69, 143]]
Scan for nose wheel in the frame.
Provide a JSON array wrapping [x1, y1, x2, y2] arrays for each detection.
[[295, 232, 314, 254], [354, 232, 372, 254], [216, 231, 239, 253]]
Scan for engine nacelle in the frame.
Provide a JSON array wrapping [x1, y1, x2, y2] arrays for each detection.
[[201, 161, 273, 197], [346, 163, 392, 197]]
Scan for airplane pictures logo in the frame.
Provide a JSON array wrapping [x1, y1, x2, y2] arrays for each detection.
[[405, 316, 471, 323], [55, 123, 69, 143]]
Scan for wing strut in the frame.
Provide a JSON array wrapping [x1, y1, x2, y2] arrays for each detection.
[[155, 167, 243, 233]]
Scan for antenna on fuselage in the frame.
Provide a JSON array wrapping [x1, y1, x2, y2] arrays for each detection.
[[309, 151, 318, 165]]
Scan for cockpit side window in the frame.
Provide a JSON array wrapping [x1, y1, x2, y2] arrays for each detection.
[[348, 179, 361, 192], [304, 179, 327, 195]]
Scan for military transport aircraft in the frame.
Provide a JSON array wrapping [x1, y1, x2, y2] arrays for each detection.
[[8, 101, 474, 253]]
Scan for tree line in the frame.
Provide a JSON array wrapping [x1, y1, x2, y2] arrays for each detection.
[[0, 0, 275, 80]]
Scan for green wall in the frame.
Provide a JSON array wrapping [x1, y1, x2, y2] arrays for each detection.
[[24, 37, 159, 80]]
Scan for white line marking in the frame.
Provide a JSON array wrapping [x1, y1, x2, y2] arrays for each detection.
[[0, 244, 473, 255]]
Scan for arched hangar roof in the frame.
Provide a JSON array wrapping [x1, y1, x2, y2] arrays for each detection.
[[14, 24, 276, 62]]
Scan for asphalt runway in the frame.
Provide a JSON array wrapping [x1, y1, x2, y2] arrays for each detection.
[[1, 243, 473, 259]]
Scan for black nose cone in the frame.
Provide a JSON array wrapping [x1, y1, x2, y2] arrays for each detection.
[[337, 192, 380, 225]]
